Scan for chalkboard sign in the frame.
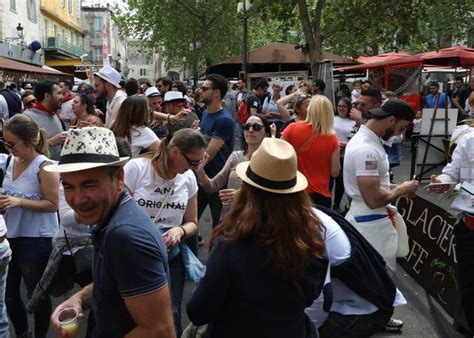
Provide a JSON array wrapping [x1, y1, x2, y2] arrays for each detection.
[[394, 195, 458, 316]]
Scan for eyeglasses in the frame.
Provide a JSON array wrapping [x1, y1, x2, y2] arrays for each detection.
[[0, 139, 14, 149], [181, 152, 205, 167], [244, 123, 264, 131], [201, 86, 214, 92]]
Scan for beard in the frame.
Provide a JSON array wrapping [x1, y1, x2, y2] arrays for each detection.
[[382, 126, 396, 141]]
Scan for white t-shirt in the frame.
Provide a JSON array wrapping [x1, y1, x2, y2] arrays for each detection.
[[124, 157, 198, 229], [130, 126, 159, 157], [334, 116, 356, 143], [343, 125, 390, 206]]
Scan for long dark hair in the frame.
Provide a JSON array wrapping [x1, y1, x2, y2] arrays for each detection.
[[111, 95, 151, 141], [211, 183, 325, 280], [76, 93, 96, 116]]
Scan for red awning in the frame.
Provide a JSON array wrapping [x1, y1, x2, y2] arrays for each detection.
[[357, 52, 411, 64], [0, 56, 73, 83], [335, 46, 474, 73]]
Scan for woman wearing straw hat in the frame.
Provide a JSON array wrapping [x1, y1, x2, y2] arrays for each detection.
[[186, 138, 328, 338], [124, 128, 206, 336], [282, 95, 340, 208]]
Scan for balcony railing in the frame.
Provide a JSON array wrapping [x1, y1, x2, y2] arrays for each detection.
[[44, 37, 87, 58]]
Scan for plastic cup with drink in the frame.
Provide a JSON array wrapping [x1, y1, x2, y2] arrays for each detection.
[[58, 308, 80, 337]]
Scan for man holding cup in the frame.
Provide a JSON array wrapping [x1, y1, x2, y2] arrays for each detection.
[[48, 127, 175, 337]]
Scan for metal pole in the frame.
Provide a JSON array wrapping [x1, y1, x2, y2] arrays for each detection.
[[193, 41, 198, 90], [242, 2, 248, 81]]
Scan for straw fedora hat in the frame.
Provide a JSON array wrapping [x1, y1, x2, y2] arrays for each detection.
[[44, 127, 129, 173], [235, 138, 307, 194]]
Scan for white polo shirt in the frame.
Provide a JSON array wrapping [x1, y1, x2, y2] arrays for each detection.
[[343, 125, 390, 208]]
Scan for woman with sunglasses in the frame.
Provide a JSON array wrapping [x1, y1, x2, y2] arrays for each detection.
[[0, 114, 59, 338], [282, 95, 340, 208], [124, 128, 206, 337], [70, 93, 104, 128], [111, 95, 160, 157], [195, 115, 271, 213]]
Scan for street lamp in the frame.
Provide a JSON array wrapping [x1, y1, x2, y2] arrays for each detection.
[[237, 1, 251, 82], [16, 23, 24, 41]]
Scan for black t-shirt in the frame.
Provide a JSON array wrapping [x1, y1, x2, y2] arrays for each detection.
[[246, 94, 263, 114]]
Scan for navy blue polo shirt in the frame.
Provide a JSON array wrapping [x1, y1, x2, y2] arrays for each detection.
[[91, 192, 169, 337]]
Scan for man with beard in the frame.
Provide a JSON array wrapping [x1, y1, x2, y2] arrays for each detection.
[[93, 65, 126, 127], [24, 80, 65, 160], [348, 88, 382, 140], [198, 74, 234, 231], [343, 99, 419, 331]]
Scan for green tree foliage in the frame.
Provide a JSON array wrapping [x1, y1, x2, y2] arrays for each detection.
[[124, 0, 243, 69], [322, 0, 474, 57]]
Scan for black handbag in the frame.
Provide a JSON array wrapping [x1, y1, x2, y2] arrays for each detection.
[[64, 231, 94, 285]]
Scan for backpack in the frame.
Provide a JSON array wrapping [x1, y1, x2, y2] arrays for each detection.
[[236, 100, 249, 124], [0, 90, 21, 118]]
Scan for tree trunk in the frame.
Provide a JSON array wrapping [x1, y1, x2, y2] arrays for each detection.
[[295, 0, 325, 80]]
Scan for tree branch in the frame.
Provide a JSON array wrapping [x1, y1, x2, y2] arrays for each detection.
[[176, 0, 202, 19]]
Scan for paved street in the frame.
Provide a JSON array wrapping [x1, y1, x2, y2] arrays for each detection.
[[10, 141, 470, 337]]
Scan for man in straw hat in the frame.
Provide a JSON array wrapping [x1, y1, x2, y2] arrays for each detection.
[[48, 127, 175, 337]]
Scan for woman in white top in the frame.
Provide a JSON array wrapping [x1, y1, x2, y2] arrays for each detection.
[[124, 128, 206, 336], [332, 97, 355, 212], [111, 95, 160, 157], [0, 114, 59, 338]]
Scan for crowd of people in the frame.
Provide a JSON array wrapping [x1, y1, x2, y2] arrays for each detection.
[[0, 64, 471, 338]]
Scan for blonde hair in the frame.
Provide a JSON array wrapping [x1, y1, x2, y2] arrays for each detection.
[[305, 95, 335, 135]]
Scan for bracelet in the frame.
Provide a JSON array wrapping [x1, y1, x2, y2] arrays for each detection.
[[179, 226, 187, 238]]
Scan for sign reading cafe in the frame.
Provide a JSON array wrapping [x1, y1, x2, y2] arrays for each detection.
[[394, 195, 458, 317]]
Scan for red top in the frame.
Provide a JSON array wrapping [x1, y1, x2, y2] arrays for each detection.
[[282, 121, 339, 197]]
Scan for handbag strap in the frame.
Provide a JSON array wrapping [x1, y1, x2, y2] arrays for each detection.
[[63, 229, 92, 255], [296, 130, 317, 154], [153, 185, 174, 225]]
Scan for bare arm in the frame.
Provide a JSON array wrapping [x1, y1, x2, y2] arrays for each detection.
[[162, 195, 198, 248], [1, 162, 59, 212], [277, 92, 299, 107], [330, 148, 341, 178], [124, 286, 176, 338], [146, 140, 161, 154], [206, 137, 225, 161], [357, 176, 419, 209], [51, 284, 93, 337]]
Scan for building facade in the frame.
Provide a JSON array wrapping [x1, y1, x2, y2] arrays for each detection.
[[81, 4, 126, 74], [126, 40, 160, 83], [0, 0, 43, 66], [40, 0, 87, 76]]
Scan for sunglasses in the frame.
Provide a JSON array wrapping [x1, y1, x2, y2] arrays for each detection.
[[0, 139, 13, 149], [244, 123, 264, 131], [181, 152, 204, 166]]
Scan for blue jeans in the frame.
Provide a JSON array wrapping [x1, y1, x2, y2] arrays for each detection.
[[169, 253, 185, 337], [6, 237, 52, 338], [0, 240, 11, 338]]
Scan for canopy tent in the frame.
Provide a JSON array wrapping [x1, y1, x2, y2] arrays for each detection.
[[335, 46, 474, 74], [0, 56, 73, 83], [357, 52, 411, 64], [207, 42, 357, 78]]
